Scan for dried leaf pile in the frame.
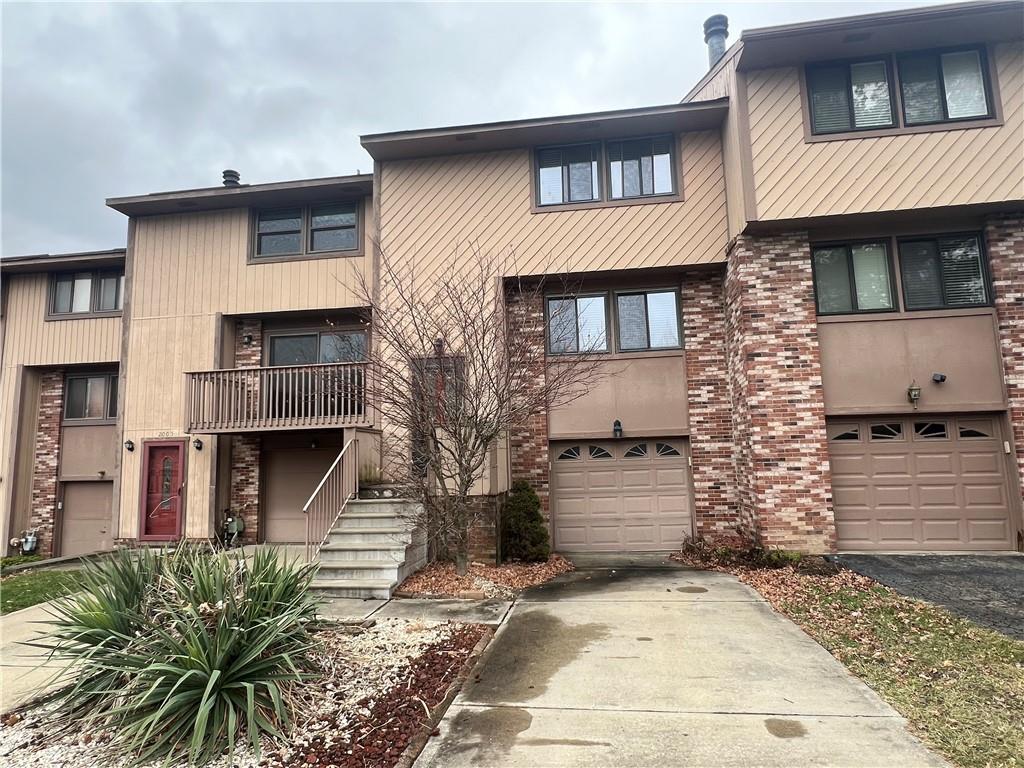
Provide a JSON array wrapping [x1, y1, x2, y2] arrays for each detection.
[[397, 554, 574, 599], [0, 618, 487, 768], [675, 546, 1024, 768]]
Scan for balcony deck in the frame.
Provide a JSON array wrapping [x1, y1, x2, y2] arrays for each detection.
[[186, 362, 371, 434]]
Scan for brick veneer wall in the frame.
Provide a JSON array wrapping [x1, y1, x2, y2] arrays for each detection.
[[986, 213, 1024, 500], [724, 233, 836, 552], [506, 288, 550, 516], [29, 370, 64, 557], [681, 270, 740, 537], [229, 318, 263, 542]]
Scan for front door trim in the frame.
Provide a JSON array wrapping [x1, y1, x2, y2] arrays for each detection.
[[137, 439, 186, 542]]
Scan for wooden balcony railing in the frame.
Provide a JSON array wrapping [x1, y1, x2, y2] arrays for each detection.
[[186, 362, 370, 433]]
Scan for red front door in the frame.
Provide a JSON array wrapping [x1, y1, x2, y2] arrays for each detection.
[[141, 442, 184, 539]]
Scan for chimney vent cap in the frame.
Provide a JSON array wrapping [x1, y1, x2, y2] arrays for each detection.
[[703, 14, 728, 42], [222, 169, 241, 187]]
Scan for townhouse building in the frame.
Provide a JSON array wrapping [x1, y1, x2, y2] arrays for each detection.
[[2, 1, 1021, 573]]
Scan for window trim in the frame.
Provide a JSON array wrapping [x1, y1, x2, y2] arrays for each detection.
[[531, 134, 683, 213], [63, 371, 119, 424], [613, 289, 683, 351], [811, 239, 898, 316], [896, 232, 992, 312], [805, 55, 898, 136], [46, 270, 125, 321], [248, 200, 364, 264], [801, 44, 1002, 143], [544, 293, 611, 356]]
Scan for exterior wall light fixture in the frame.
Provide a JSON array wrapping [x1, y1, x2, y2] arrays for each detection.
[[193, 438, 203, 451], [907, 381, 922, 409], [613, 419, 623, 439], [124, 439, 135, 452], [242, 334, 253, 346]]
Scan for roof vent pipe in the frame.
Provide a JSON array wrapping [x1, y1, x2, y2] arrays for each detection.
[[703, 15, 728, 68], [222, 169, 240, 187]]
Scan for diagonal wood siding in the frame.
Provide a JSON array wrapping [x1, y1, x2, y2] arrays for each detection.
[[747, 41, 1024, 221], [378, 130, 728, 279]]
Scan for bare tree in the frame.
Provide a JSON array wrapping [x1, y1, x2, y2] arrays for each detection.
[[349, 246, 610, 574]]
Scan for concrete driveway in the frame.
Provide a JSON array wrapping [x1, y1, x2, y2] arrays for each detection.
[[416, 562, 946, 768], [836, 554, 1024, 640]]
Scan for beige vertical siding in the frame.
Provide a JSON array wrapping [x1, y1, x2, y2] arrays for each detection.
[[747, 42, 1024, 221], [378, 130, 729, 278], [117, 200, 373, 539], [0, 272, 122, 551]]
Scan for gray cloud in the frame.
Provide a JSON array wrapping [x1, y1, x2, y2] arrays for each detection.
[[2, 1, 946, 255]]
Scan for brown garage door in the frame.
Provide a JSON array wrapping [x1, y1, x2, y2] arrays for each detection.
[[60, 481, 113, 557], [828, 415, 1015, 551], [550, 439, 692, 552], [263, 446, 342, 543]]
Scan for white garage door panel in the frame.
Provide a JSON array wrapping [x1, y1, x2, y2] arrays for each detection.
[[828, 415, 1015, 551], [551, 440, 692, 552]]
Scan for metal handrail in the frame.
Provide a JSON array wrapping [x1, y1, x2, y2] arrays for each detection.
[[303, 438, 359, 562]]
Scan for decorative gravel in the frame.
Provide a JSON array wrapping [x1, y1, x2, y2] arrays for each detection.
[[0, 617, 487, 768]]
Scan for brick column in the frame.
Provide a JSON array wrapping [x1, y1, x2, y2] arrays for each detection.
[[506, 287, 550, 517], [29, 370, 63, 557], [229, 319, 263, 542], [724, 233, 836, 552], [681, 269, 739, 537], [986, 213, 1024, 496]]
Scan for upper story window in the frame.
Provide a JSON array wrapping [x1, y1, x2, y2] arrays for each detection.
[[535, 135, 677, 209], [253, 201, 360, 261], [812, 233, 989, 315], [537, 144, 600, 205], [50, 270, 124, 318], [547, 295, 608, 354], [899, 234, 988, 310], [268, 329, 368, 365], [607, 137, 675, 200], [812, 242, 894, 315], [616, 290, 681, 350], [807, 46, 993, 137], [65, 373, 118, 421]]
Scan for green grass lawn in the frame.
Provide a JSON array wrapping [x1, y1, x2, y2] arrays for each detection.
[[1, 569, 81, 614], [743, 565, 1024, 768]]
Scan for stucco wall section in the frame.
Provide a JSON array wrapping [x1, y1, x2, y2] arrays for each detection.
[[30, 370, 64, 557], [681, 269, 738, 536], [506, 288, 549, 517], [986, 213, 1024, 496], [724, 233, 836, 551]]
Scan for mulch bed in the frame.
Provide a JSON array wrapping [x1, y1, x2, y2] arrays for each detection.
[[397, 554, 574, 599], [271, 623, 488, 767]]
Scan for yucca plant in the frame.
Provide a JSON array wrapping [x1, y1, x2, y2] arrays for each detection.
[[34, 544, 319, 766]]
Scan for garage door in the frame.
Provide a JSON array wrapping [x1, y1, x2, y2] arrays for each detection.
[[828, 415, 1015, 551], [60, 481, 113, 557], [263, 447, 342, 543], [550, 439, 692, 552]]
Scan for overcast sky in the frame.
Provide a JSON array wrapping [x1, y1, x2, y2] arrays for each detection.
[[2, 0, 958, 256]]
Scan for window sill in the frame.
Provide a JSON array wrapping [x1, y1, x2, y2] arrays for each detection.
[[805, 116, 1003, 143], [817, 306, 995, 323], [531, 192, 683, 215], [63, 417, 117, 426], [547, 348, 684, 361], [45, 310, 122, 322], [247, 248, 364, 265]]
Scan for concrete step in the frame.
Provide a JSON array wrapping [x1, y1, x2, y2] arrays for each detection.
[[335, 511, 408, 530], [325, 527, 413, 545], [319, 542, 407, 562], [311, 577, 397, 600], [317, 560, 403, 581]]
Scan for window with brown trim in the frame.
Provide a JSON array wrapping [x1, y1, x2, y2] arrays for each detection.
[[64, 373, 118, 422], [253, 201, 360, 260], [49, 270, 124, 317], [807, 45, 994, 137], [616, 290, 681, 350], [898, 234, 990, 310], [546, 295, 608, 354], [812, 241, 895, 315], [534, 134, 677, 208]]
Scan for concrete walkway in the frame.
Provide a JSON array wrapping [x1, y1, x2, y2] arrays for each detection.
[[0, 602, 67, 713], [416, 563, 947, 768]]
